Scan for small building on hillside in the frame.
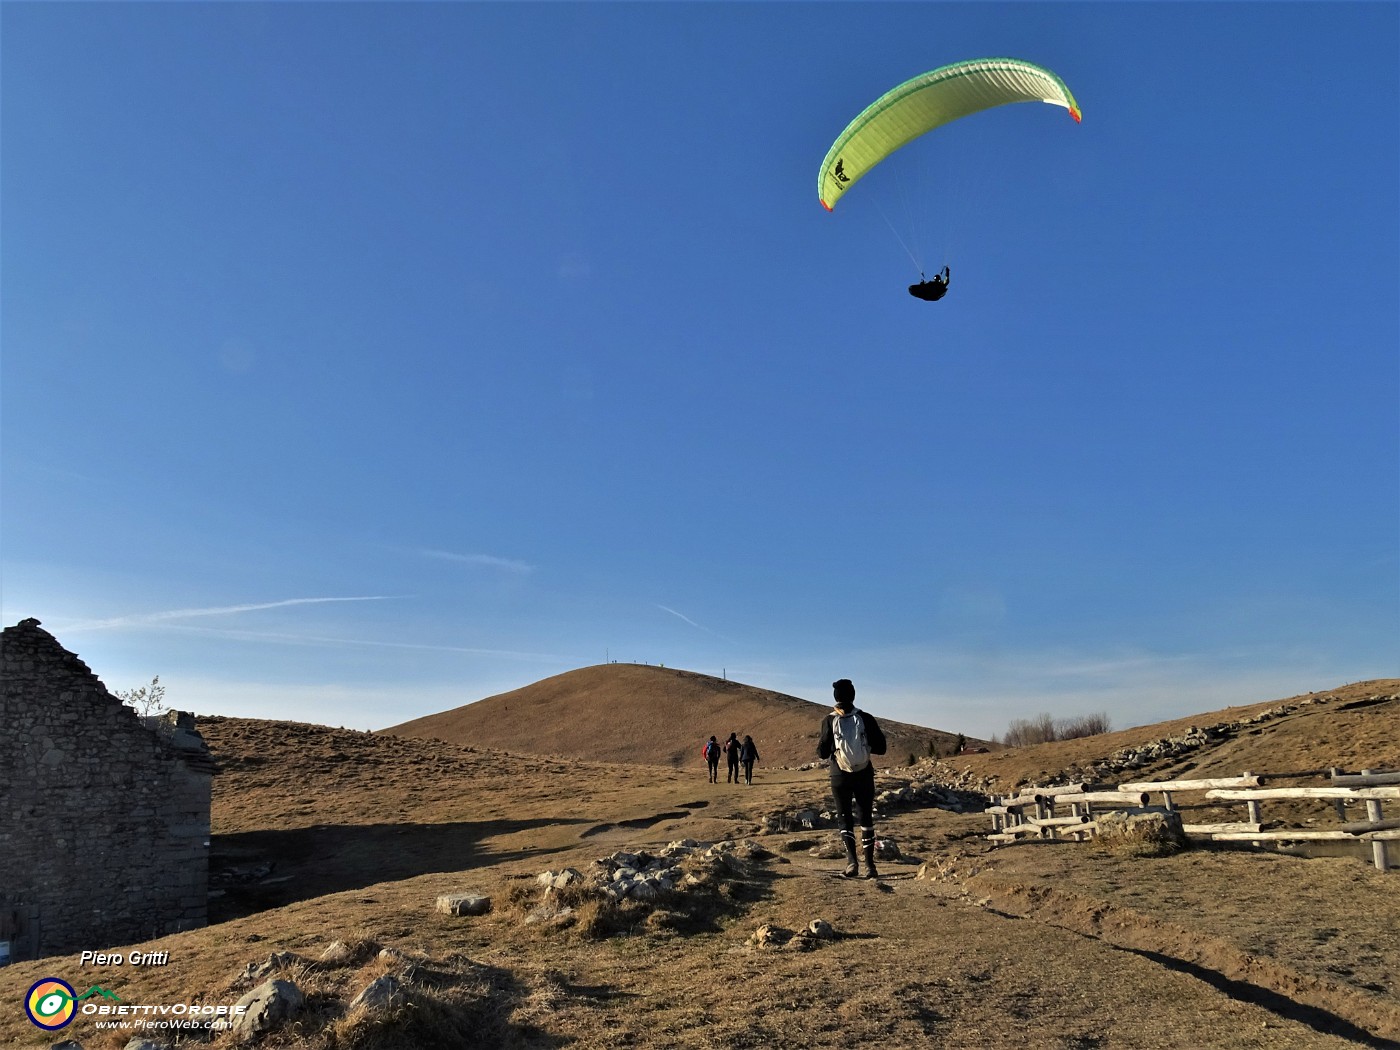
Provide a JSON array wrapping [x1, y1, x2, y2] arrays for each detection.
[[0, 618, 216, 963]]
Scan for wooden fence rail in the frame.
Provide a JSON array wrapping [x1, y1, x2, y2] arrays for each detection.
[[986, 766, 1397, 872]]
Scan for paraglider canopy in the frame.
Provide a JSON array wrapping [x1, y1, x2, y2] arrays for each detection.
[[818, 57, 1081, 212]]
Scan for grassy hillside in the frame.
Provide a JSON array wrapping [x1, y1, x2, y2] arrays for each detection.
[[382, 663, 981, 768]]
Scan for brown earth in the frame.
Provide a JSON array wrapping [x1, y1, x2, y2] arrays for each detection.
[[2, 678, 1397, 1050], [383, 662, 983, 768]]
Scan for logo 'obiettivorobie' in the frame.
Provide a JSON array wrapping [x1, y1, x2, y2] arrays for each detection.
[[25, 978, 77, 1030], [24, 980, 120, 1030]]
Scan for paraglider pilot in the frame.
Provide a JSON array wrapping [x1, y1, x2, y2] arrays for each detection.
[[909, 266, 950, 302]]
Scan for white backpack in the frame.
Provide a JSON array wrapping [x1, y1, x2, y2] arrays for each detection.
[[831, 710, 871, 773]]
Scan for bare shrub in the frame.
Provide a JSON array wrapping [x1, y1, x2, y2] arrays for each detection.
[[1058, 712, 1112, 740], [1002, 711, 1111, 747]]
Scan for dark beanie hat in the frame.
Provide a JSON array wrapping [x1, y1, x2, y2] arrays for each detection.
[[832, 679, 855, 708]]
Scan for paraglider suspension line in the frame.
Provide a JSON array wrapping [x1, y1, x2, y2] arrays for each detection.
[[871, 197, 923, 277]]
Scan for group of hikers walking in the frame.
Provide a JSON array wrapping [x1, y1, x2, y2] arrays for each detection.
[[703, 732, 760, 784], [698, 678, 889, 879]]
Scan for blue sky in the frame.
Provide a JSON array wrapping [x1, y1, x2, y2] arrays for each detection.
[[3, 2, 1396, 740]]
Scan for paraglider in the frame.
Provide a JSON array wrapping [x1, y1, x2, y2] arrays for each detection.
[[909, 266, 950, 301], [817, 57, 1080, 298]]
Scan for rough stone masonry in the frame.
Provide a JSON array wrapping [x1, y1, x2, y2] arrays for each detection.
[[0, 618, 216, 961]]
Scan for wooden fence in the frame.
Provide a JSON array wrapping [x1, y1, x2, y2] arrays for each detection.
[[986, 767, 1398, 872]]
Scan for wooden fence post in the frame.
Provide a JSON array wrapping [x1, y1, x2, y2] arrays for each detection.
[[1242, 772, 1262, 844], [1363, 771, 1388, 871], [1331, 768, 1349, 821]]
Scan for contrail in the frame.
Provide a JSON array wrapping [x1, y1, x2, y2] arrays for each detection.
[[657, 604, 703, 629], [66, 596, 399, 631], [162, 623, 561, 660], [418, 549, 535, 573]]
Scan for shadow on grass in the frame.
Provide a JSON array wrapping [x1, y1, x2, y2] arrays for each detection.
[[210, 817, 592, 921], [1122, 945, 1400, 1050]]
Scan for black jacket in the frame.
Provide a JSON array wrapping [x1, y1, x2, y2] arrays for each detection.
[[816, 709, 887, 771]]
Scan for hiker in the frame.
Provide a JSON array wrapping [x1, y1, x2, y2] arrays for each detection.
[[908, 265, 950, 302], [703, 735, 721, 783], [817, 678, 888, 878], [740, 735, 760, 784], [723, 732, 742, 783]]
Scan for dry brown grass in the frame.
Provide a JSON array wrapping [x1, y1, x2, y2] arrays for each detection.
[[3, 677, 1397, 1049], [381, 662, 978, 768]]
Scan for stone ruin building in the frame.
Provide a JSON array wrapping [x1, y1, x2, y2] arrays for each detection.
[[0, 618, 216, 963]]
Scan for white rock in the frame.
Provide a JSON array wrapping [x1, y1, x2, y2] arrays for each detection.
[[349, 975, 402, 1013], [436, 893, 491, 916], [232, 979, 304, 1039]]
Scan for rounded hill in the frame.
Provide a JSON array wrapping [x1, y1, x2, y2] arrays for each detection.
[[381, 663, 973, 768]]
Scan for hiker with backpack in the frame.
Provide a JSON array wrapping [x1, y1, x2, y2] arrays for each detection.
[[703, 735, 721, 783], [740, 735, 760, 784], [723, 732, 742, 784], [817, 678, 888, 879]]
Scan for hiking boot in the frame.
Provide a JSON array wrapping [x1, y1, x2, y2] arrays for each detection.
[[841, 832, 859, 878], [862, 830, 878, 880], [834, 840, 856, 879]]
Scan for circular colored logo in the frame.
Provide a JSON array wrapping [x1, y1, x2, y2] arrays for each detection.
[[25, 978, 76, 1030]]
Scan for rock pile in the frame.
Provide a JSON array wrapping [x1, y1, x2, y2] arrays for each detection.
[[748, 918, 838, 951], [763, 773, 984, 837], [874, 778, 973, 813], [514, 838, 771, 932], [1083, 694, 1345, 780], [886, 758, 1000, 798], [588, 842, 693, 902]]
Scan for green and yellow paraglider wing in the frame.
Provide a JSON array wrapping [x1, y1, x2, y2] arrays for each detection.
[[818, 57, 1081, 211]]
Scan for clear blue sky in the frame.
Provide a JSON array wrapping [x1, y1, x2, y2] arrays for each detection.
[[3, 3, 1396, 740]]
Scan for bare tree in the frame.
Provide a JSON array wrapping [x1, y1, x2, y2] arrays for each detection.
[[116, 675, 167, 719]]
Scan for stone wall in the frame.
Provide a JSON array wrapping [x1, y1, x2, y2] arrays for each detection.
[[0, 618, 214, 962]]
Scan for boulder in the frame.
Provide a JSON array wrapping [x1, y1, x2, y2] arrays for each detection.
[[232, 978, 304, 1039], [349, 974, 403, 1013], [320, 938, 379, 965], [536, 867, 584, 890], [874, 838, 902, 861], [436, 893, 491, 916], [806, 919, 836, 940]]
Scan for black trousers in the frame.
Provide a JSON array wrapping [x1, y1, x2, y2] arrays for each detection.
[[830, 763, 876, 840]]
